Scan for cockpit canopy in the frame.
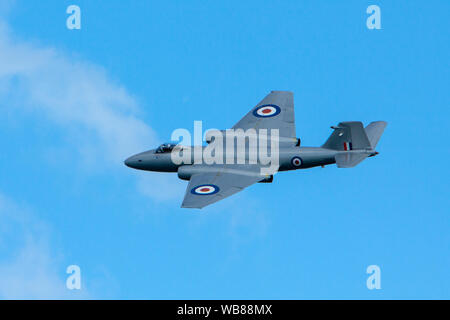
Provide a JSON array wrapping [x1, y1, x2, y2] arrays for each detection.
[[155, 143, 177, 153]]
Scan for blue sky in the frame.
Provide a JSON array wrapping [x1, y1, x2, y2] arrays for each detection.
[[0, 0, 448, 299]]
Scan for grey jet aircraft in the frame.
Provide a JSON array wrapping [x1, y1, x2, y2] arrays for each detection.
[[125, 91, 387, 208]]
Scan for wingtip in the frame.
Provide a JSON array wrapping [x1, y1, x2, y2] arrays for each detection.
[[270, 90, 293, 94], [181, 204, 203, 209], [370, 120, 388, 126]]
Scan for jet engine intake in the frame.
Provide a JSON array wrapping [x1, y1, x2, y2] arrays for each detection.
[[258, 175, 273, 183], [205, 130, 227, 144]]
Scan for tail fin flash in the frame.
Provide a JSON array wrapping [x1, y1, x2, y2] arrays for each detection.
[[322, 121, 371, 151], [365, 121, 388, 149]]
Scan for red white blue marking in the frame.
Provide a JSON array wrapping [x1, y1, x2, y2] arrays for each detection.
[[191, 184, 220, 195], [343, 142, 352, 151], [291, 156, 303, 167], [253, 104, 281, 118]]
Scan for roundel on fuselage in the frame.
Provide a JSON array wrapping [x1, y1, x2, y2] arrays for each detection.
[[253, 104, 281, 118], [291, 156, 303, 167]]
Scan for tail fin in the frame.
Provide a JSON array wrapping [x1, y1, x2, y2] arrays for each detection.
[[322, 121, 371, 151], [324, 121, 387, 168], [365, 121, 387, 149]]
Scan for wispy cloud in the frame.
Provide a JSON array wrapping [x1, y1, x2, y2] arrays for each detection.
[[0, 193, 88, 299], [0, 25, 155, 164], [0, 0, 15, 18], [0, 16, 183, 201], [136, 172, 186, 202]]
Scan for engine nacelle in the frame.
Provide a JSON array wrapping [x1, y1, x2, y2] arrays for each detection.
[[205, 130, 227, 144], [206, 130, 301, 148], [258, 175, 273, 183], [179, 165, 273, 183], [178, 165, 219, 181], [177, 165, 196, 181]]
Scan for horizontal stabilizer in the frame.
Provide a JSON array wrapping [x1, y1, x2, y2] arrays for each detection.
[[335, 152, 370, 168], [365, 121, 387, 149]]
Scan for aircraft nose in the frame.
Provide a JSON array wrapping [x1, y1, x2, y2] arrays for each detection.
[[124, 156, 133, 168], [124, 155, 141, 169]]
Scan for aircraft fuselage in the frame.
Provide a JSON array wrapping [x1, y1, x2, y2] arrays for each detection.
[[124, 146, 340, 173]]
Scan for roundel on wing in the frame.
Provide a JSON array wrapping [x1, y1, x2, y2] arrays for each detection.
[[253, 104, 281, 118], [191, 184, 220, 195], [291, 156, 303, 167]]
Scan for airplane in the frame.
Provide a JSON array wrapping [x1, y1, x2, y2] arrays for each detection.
[[124, 91, 387, 209]]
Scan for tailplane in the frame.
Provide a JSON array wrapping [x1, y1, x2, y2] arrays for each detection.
[[323, 121, 387, 168], [335, 153, 369, 168]]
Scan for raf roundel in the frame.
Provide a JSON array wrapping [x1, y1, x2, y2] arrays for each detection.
[[253, 104, 281, 118], [191, 184, 220, 195], [291, 156, 303, 167]]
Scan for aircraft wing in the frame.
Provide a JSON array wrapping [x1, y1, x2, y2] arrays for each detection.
[[181, 165, 265, 209], [232, 91, 296, 139]]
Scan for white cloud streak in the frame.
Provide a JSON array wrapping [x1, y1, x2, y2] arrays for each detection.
[[0, 193, 88, 299], [0, 11, 187, 297], [0, 24, 155, 163], [0, 17, 183, 201]]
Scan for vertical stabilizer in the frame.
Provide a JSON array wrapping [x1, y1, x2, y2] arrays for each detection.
[[322, 121, 371, 151]]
